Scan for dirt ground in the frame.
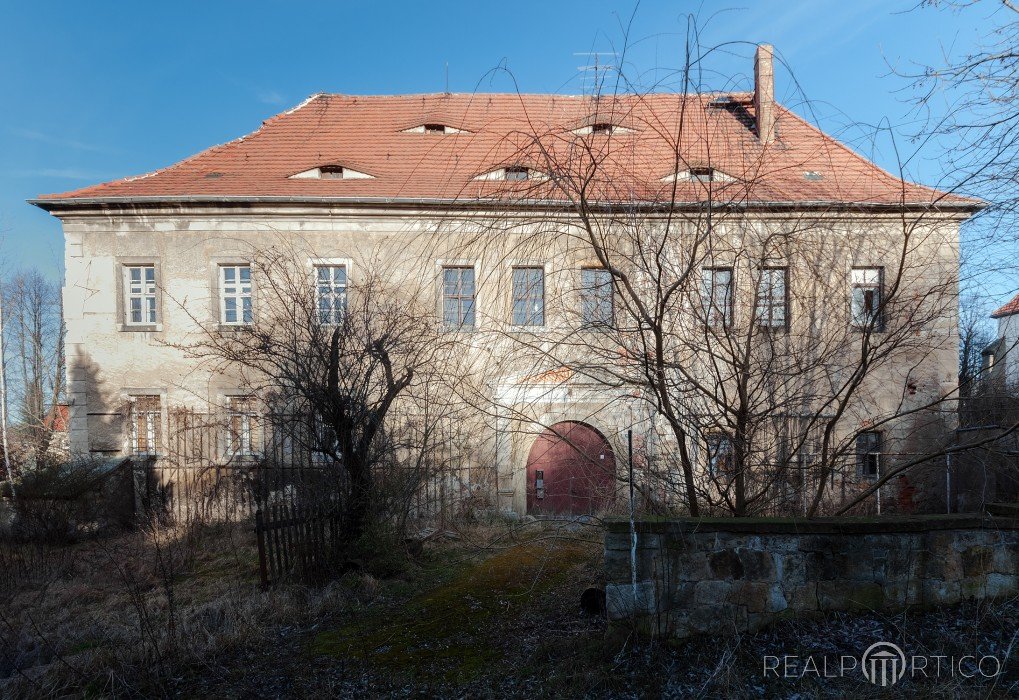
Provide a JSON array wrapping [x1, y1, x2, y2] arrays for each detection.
[[2, 519, 1018, 698]]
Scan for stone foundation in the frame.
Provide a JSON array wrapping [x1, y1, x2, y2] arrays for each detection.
[[605, 515, 1019, 638]]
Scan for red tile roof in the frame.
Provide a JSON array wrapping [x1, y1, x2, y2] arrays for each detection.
[[35, 93, 980, 209], [992, 292, 1019, 318]]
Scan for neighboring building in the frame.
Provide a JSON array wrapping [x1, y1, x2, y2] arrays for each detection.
[[32, 46, 980, 516], [984, 291, 1019, 389]]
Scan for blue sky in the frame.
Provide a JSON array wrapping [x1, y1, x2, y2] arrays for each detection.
[[0, 1, 1008, 299]]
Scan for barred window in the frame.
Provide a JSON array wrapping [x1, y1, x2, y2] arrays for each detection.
[[129, 395, 162, 456], [220, 265, 252, 325], [512, 267, 544, 326], [580, 268, 613, 326], [124, 265, 157, 325], [756, 267, 788, 328], [315, 264, 347, 324], [701, 267, 733, 327], [442, 266, 475, 329], [226, 396, 261, 457]]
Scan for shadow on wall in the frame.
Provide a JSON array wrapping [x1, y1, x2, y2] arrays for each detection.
[[72, 347, 126, 456]]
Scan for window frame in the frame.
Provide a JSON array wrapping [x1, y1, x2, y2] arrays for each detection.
[[123, 264, 158, 327], [580, 267, 614, 327], [219, 264, 253, 326], [128, 394, 162, 457], [705, 432, 735, 477], [856, 430, 882, 479], [701, 266, 734, 328], [441, 265, 477, 330], [850, 266, 885, 332], [755, 266, 789, 330], [511, 266, 545, 327], [313, 262, 348, 325], [225, 395, 261, 458]]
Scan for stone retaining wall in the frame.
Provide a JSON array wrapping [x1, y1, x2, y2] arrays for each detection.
[[605, 515, 1019, 638]]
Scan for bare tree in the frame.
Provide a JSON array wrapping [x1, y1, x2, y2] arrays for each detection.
[[1, 270, 65, 469], [445, 38, 976, 517], [171, 247, 470, 544]]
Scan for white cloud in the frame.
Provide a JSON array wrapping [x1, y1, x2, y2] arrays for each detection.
[[256, 89, 286, 106]]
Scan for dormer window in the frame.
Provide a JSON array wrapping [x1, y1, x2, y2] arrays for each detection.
[[689, 167, 716, 183], [289, 165, 375, 180], [402, 123, 465, 135], [661, 167, 735, 184], [573, 122, 631, 136], [473, 166, 545, 182], [319, 165, 346, 179]]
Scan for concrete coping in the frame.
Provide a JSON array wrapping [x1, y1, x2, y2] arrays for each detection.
[[604, 513, 1019, 536]]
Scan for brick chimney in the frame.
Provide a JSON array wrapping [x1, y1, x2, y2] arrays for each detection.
[[754, 43, 776, 144]]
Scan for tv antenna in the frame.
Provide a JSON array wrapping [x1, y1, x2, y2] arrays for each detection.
[[575, 52, 618, 97]]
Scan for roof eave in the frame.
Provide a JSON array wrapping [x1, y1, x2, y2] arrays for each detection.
[[29, 195, 985, 215]]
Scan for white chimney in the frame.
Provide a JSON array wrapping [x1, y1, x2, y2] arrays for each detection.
[[754, 44, 776, 144]]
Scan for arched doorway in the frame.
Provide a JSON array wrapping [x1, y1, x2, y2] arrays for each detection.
[[525, 421, 616, 515]]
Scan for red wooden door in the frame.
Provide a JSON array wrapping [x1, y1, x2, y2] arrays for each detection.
[[525, 422, 616, 515]]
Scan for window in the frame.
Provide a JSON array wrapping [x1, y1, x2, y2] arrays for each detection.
[[580, 268, 613, 326], [318, 165, 346, 179], [850, 267, 884, 330], [124, 265, 157, 325], [504, 166, 530, 181], [129, 395, 161, 456], [423, 123, 446, 134], [856, 431, 882, 478], [315, 264, 347, 324], [226, 396, 261, 457], [442, 266, 476, 329], [512, 267, 545, 326], [220, 265, 252, 325], [706, 433, 734, 477], [689, 167, 716, 183], [701, 267, 733, 327], [590, 123, 615, 135], [756, 267, 788, 329]]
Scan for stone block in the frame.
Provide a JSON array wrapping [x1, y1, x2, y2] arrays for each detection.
[[605, 581, 657, 620], [985, 573, 1019, 598], [708, 550, 745, 579], [737, 549, 777, 581], [695, 579, 733, 605], [732, 582, 788, 613], [922, 579, 960, 606], [961, 546, 994, 578], [776, 553, 806, 585]]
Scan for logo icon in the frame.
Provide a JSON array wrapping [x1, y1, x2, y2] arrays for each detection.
[[862, 641, 907, 687]]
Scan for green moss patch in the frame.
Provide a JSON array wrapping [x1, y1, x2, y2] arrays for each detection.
[[311, 541, 588, 684]]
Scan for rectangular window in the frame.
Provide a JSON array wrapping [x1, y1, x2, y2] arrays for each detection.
[[442, 266, 476, 329], [129, 395, 161, 456], [512, 267, 545, 326], [756, 267, 788, 329], [226, 396, 261, 457], [315, 264, 347, 324], [850, 267, 883, 330], [220, 265, 252, 325], [580, 268, 613, 326], [124, 265, 157, 325], [702, 267, 733, 327], [856, 430, 882, 478], [706, 432, 734, 477]]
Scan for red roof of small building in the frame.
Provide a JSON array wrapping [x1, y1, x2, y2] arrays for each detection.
[[34, 93, 980, 209], [992, 292, 1019, 318]]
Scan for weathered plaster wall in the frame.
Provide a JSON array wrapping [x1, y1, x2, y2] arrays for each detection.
[[605, 516, 1019, 638]]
